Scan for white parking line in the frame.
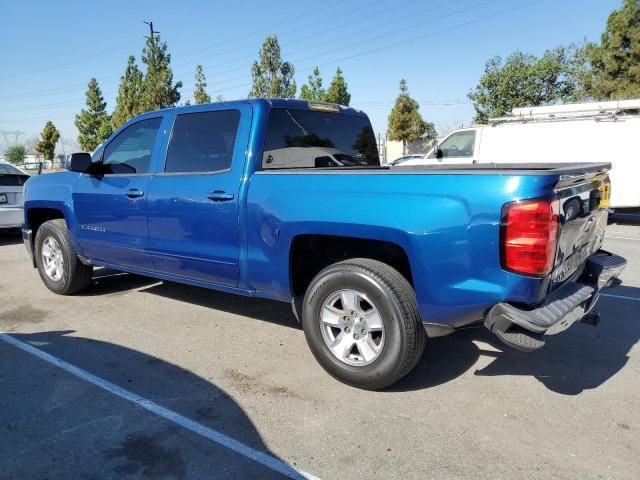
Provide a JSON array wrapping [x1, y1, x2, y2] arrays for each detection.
[[605, 235, 640, 241], [0, 332, 319, 480], [600, 293, 640, 302]]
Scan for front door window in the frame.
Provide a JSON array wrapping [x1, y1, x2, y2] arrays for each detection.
[[102, 118, 162, 174]]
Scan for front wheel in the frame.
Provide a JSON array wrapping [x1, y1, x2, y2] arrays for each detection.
[[34, 219, 93, 295], [301, 258, 426, 390]]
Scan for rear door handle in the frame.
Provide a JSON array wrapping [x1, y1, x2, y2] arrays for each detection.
[[207, 191, 234, 202], [124, 189, 144, 198]]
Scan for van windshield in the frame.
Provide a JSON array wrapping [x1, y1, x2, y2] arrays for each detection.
[[262, 108, 380, 169]]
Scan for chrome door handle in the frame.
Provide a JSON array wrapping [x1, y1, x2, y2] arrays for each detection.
[[207, 191, 234, 202], [124, 189, 144, 198]]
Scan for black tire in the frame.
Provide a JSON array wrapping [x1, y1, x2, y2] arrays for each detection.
[[301, 258, 426, 390], [34, 219, 93, 295]]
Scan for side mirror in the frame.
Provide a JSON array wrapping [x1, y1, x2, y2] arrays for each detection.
[[435, 148, 444, 159], [66, 152, 92, 173]]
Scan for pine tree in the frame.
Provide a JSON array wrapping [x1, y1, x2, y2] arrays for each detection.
[[111, 56, 144, 130], [585, 0, 640, 99], [388, 80, 427, 154], [140, 31, 182, 111], [248, 36, 296, 98], [194, 64, 212, 104], [35, 121, 60, 161], [324, 67, 351, 105], [75, 78, 112, 151], [299, 67, 325, 101]]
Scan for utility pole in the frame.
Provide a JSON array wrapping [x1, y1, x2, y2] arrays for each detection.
[[143, 20, 159, 46]]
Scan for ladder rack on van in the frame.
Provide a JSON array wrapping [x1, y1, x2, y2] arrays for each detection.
[[488, 99, 640, 125]]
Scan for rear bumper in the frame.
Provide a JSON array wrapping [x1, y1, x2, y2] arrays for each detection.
[[0, 205, 23, 228], [484, 250, 626, 352]]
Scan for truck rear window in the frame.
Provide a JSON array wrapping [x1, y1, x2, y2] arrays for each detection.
[[262, 109, 380, 169]]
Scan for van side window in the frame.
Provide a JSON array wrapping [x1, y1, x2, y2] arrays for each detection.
[[102, 117, 162, 174], [165, 110, 240, 173], [437, 131, 476, 158]]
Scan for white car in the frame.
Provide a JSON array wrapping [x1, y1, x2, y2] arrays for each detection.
[[0, 162, 29, 229]]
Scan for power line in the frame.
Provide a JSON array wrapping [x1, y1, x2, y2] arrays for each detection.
[[1, 1, 542, 125], [169, 0, 544, 97], [0, 0, 348, 100], [0, 37, 141, 80], [0, 23, 140, 76], [170, 0, 394, 73], [45, 0, 472, 103], [0, 0, 463, 102], [197, 0, 492, 89], [173, 0, 346, 64]]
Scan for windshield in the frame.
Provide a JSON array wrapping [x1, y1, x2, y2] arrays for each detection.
[[0, 163, 24, 175], [392, 155, 422, 165], [262, 109, 380, 169]]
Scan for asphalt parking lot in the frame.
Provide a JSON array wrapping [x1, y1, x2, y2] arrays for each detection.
[[1, 224, 638, 480]]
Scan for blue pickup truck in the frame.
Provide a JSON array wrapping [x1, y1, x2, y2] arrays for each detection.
[[22, 99, 626, 389]]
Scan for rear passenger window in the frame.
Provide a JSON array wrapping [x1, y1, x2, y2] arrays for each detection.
[[165, 110, 240, 173]]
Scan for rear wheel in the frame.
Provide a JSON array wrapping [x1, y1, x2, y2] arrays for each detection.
[[35, 219, 93, 295], [301, 258, 426, 390]]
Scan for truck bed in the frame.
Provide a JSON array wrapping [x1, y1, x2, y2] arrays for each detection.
[[257, 162, 612, 176]]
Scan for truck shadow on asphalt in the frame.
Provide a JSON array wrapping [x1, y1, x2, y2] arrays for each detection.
[[80, 268, 300, 331], [1, 330, 297, 479], [0, 228, 22, 246], [79, 271, 638, 396], [394, 287, 640, 395]]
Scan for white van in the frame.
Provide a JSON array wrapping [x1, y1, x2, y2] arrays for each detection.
[[398, 99, 640, 208]]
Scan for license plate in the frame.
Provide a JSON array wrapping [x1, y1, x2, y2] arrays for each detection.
[[0, 194, 7, 204]]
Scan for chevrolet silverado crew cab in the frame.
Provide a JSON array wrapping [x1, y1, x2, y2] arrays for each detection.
[[22, 99, 626, 390]]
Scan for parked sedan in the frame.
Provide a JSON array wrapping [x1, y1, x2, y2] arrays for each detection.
[[0, 162, 29, 229]]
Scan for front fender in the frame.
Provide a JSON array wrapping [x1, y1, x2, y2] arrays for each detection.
[[23, 172, 82, 253]]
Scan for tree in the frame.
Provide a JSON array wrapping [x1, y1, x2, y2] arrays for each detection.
[[140, 31, 182, 111], [4, 144, 26, 165], [299, 66, 325, 101], [111, 56, 144, 129], [324, 67, 351, 105], [248, 35, 296, 98], [468, 47, 576, 123], [423, 121, 438, 141], [75, 78, 112, 151], [388, 80, 428, 154], [584, 0, 640, 100], [564, 42, 593, 102], [194, 64, 211, 104], [35, 121, 60, 161]]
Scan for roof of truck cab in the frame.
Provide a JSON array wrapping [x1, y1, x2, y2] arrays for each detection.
[[154, 98, 368, 117]]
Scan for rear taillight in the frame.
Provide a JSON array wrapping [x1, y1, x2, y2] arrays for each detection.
[[501, 198, 559, 276]]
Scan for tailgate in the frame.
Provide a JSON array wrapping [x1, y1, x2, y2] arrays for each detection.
[[549, 167, 611, 290]]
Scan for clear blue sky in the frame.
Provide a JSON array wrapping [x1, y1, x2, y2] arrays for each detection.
[[0, 0, 620, 153]]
